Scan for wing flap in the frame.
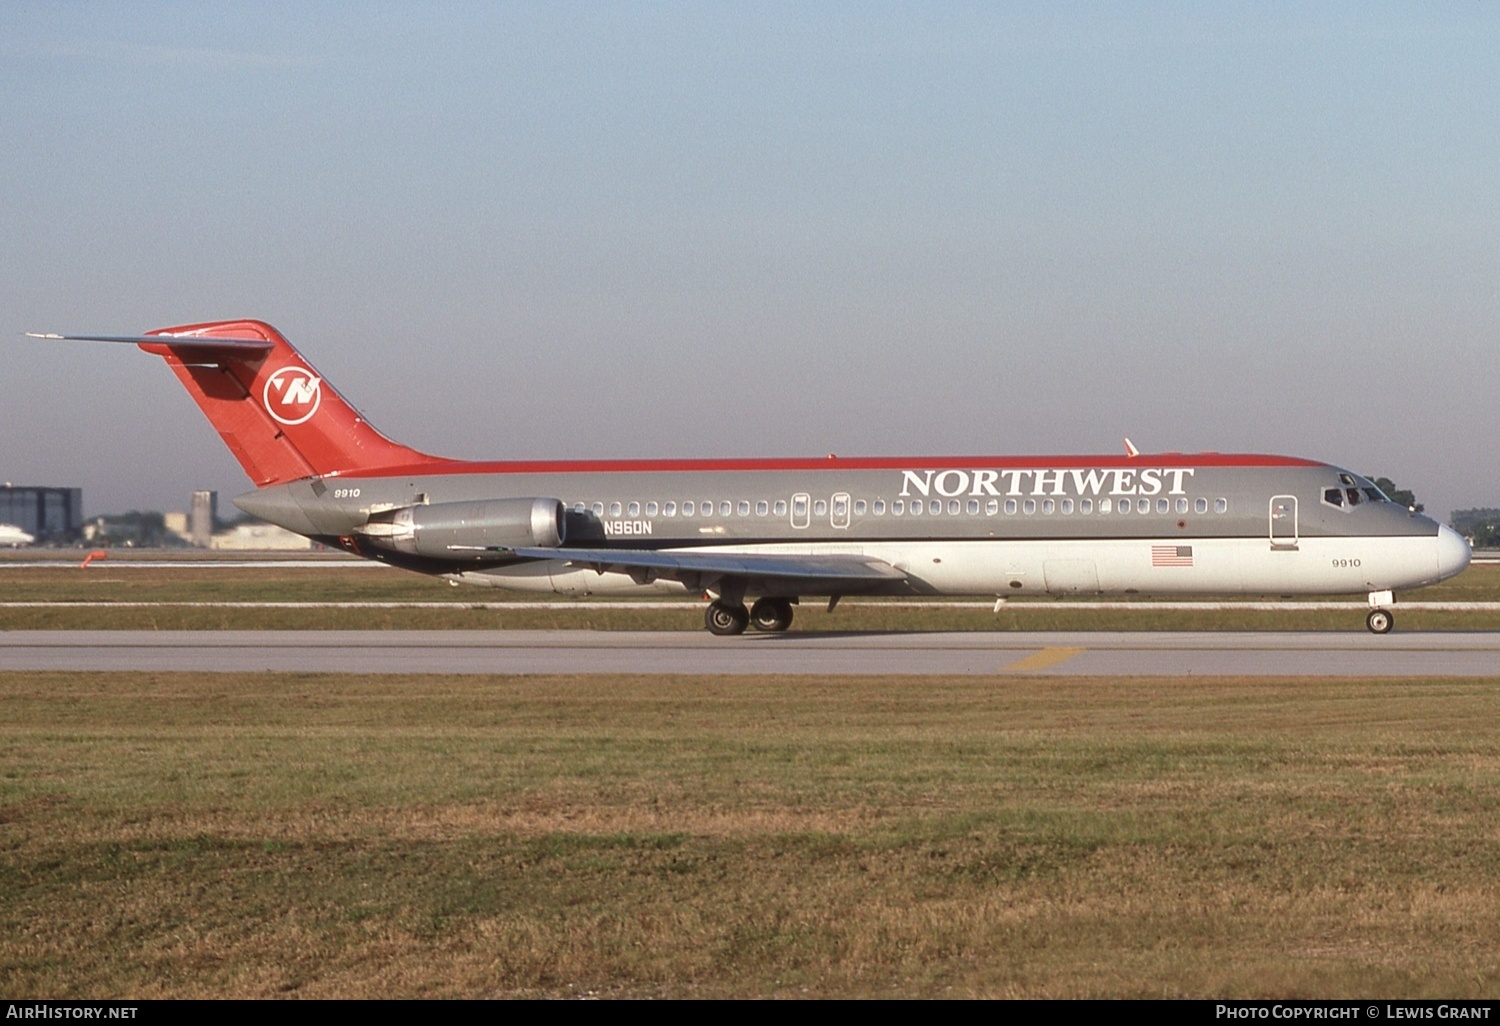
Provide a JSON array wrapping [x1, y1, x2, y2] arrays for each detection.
[[501, 546, 907, 584]]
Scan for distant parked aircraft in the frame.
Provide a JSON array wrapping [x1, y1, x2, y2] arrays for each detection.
[[0, 523, 35, 547], [34, 320, 1471, 634]]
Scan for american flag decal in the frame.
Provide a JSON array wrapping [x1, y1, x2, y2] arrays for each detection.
[[1152, 545, 1194, 567]]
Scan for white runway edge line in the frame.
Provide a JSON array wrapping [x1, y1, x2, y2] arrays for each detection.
[[4, 600, 1500, 611], [0, 555, 1494, 569], [5, 630, 1500, 677], [0, 560, 382, 569]]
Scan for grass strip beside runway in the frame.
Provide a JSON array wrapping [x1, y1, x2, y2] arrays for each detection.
[[4, 671, 1500, 998], [1, 563, 1498, 630]]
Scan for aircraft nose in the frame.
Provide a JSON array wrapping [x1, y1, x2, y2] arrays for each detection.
[[1437, 523, 1471, 580]]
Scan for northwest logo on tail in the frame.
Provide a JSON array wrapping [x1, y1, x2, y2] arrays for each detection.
[[263, 366, 322, 425]]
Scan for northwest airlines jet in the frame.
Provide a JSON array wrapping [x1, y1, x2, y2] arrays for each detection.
[[34, 320, 1470, 635]]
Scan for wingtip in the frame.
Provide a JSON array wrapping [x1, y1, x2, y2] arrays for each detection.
[[1124, 437, 1141, 458]]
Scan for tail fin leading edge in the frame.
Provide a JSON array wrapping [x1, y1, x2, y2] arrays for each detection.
[[44, 320, 432, 486]]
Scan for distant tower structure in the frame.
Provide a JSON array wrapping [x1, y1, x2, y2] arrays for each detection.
[[190, 490, 218, 548]]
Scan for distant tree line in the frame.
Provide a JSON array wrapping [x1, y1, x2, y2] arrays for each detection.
[[1366, 476, 1421, 512], [1452, 508, 1500, 548]]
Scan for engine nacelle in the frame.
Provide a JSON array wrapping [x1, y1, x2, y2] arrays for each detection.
[[357, 497, 566, 557]]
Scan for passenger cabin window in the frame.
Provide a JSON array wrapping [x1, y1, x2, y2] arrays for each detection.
[[627, 501, 640, 517], [774, 500, 788, 517], [1005, 498, 1017, 515], [1137, 498, 1150, 514], [1042, 498, 1055, 514], [756, 500, 769, 516], [1023, 499, 1036, 515], [948, 500, 960, 515], [910, 501, 922, 516], [682, 501, 695, 516], [610, 502, 623, 517], [592, 502, 604, 517], [986, 498, 999, 515], [664, 502, 677, 516], [1061, 498, 1074, 514], [1156, 498, 1169, 514], [1176, 498, 1188, 514], [854, 499, 867, 515], [646, 501, 658, 517], [1081, 498, 1093, 514], [966, 499, 979, 515], [873, 499, 886, 515], [892, 499, 904, 515], [719, 501, 732, 517], [737, 501, 750, 517], [1195, 498, 1208, 514], [1099, 498, 1112, 513], [814, 499, 827, 516], [1214, 498, 1228, 513]]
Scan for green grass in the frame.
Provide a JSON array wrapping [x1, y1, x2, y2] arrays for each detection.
[[1, 561, 1497, 631], [5, 672, 1500, 997]]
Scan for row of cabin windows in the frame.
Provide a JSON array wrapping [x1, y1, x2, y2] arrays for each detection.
[[576, 496, 1232, 519]]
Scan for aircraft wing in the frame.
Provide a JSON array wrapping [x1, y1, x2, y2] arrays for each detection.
[[499, 546, 908, 587]]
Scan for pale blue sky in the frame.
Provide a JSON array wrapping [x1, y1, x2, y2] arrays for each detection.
[[3, 2, 1497, 520]]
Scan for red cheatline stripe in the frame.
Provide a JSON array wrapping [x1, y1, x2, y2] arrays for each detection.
[[337, 453, 1326, 479]]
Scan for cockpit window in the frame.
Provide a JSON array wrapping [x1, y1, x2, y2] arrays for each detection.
[[1328, 473, 1391, 511]]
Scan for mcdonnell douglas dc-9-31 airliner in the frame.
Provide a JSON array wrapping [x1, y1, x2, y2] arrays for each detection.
[[33, 320, 1470, 635]]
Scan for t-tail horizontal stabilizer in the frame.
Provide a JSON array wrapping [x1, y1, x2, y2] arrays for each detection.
[[28, 320, 434, 487]]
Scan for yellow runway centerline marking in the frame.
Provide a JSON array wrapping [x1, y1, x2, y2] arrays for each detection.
[[1003, 646, 1085, 672]]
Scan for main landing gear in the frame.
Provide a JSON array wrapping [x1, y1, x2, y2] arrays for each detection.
[[704, 597, 795, 636], [750, 597, 794, 633], [1366, 591, 1394, 635]]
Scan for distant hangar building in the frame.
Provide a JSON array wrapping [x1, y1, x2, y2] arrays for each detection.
[[0, 485, 83, 542]]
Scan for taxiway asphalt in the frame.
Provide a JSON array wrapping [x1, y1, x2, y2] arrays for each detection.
[[2, 630, 1498, 676]]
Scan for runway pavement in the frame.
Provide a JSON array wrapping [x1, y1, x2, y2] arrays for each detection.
[[3, 630, 1499, 676]]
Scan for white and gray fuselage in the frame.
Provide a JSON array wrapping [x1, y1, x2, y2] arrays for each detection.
[[235, 456, 1470, 600]]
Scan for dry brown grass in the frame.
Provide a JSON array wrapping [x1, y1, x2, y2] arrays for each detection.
[[4, 672, 1500, 997]]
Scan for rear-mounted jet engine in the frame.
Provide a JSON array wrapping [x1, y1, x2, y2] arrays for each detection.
[[357, 497, 566, 557]]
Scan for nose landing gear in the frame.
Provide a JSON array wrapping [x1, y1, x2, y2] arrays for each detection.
[[1366, 591, 1394, 634]]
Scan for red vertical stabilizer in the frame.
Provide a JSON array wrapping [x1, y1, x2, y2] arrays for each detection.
[[139, 320, 431, 486]]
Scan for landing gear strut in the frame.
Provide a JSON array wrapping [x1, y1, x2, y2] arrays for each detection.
[[705, 600, 750, 636], [750, 597, 794, 632]]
